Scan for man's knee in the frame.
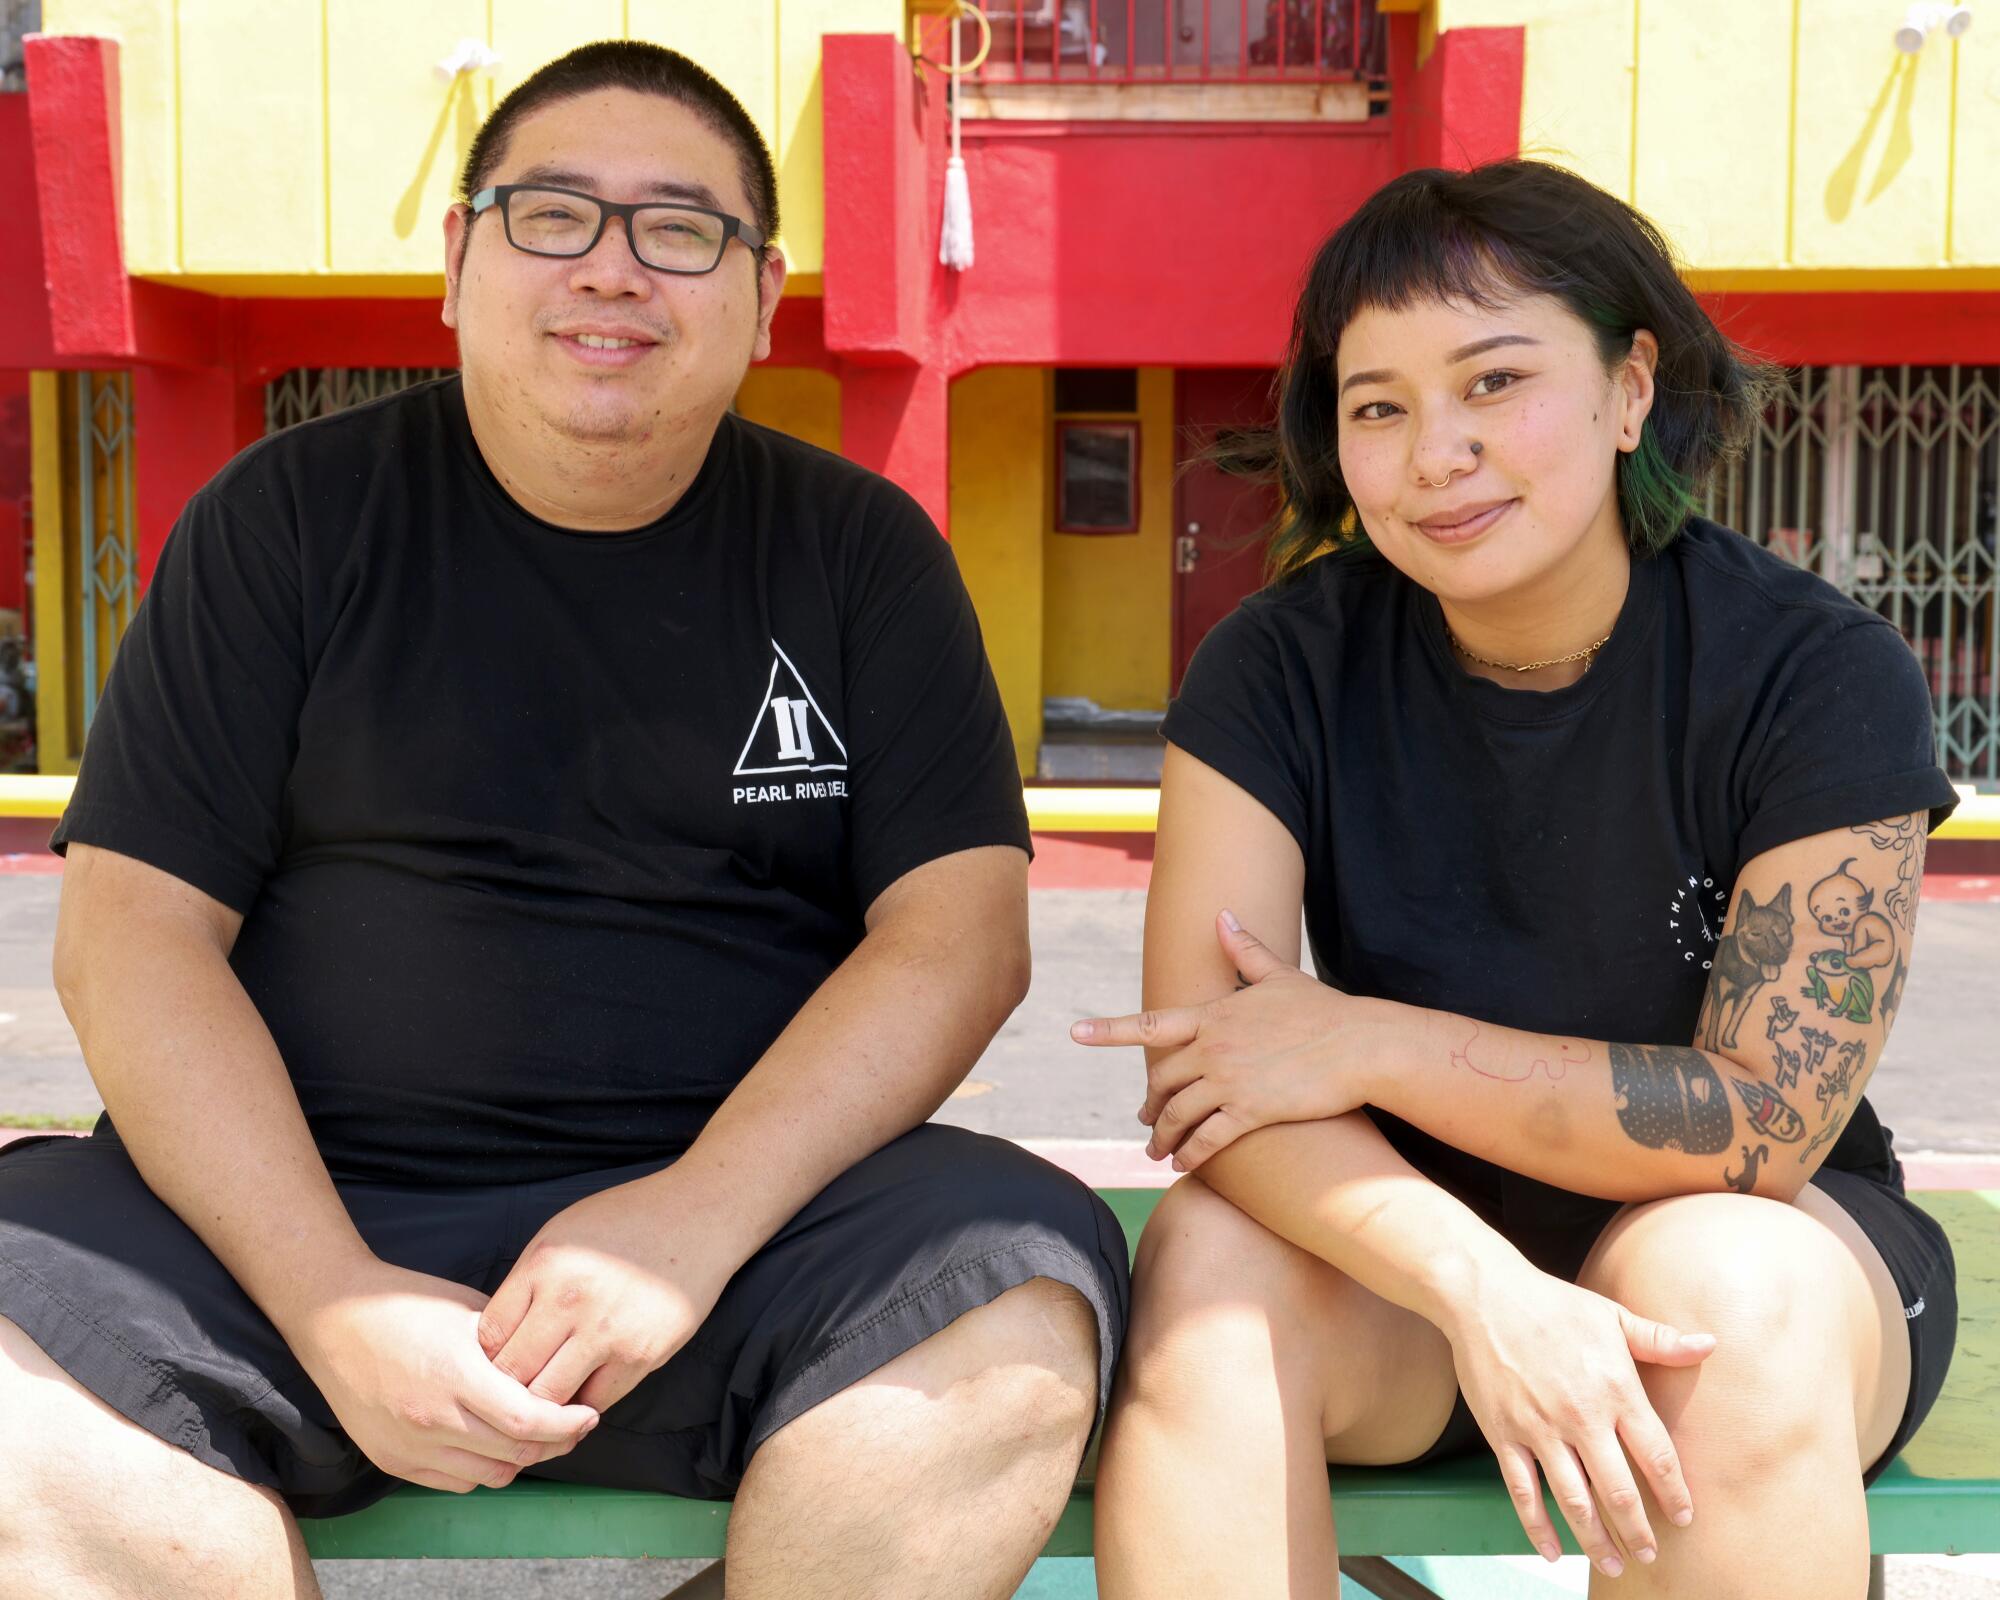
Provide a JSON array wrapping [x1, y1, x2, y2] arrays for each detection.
[[0, 1314, 302, 1590], [761, 1277, 1100, 1476], [902, 1276, 1098, 1460], [964, 1277, 1099, 1444]]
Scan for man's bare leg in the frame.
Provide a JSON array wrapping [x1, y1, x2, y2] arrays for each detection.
[[722, 1277, 1099, 1600], [0, 1314, 319, 1600]]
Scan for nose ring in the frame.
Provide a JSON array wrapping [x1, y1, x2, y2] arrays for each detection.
[[1424, 441, 1482, 490]]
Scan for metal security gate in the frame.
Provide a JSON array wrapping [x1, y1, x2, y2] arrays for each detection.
[[1704, 365, 2000, 785], [73, 370, 136, 730], [265, 367, 456, 434]]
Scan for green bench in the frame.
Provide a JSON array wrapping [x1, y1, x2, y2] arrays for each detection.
[[299, 1187, 2000, 1597]]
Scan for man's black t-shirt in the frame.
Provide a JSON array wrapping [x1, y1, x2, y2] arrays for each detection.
[[53, 378, 1030, 1186], [1162, 519, 1960, 1276]]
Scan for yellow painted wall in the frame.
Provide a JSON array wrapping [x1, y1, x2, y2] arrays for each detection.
[[1041, 367, 1173, 716], [39, 0, 2000, 285], [735, 366, 841, 455], [949, 367, 1048, 775], [43, 0, 899, 289], [1433, 0, 1997, 277]]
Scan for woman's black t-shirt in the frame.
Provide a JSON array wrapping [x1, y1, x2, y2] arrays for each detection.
[[1161, 518, 1960, 1276], [51, 378, 1030, 1187]]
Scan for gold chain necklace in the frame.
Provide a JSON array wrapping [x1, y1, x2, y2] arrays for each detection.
[[1447, 626, 1614, 675]]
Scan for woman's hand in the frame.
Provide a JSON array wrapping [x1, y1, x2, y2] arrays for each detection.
[[1070, 911, 1393, 1169], [1443, 1259, 1715, 1575]]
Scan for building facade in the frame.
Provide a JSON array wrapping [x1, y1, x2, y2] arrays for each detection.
[[1, 0, 1996, 782]]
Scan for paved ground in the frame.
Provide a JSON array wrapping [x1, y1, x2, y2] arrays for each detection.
[[0, 871, 1992, 1597], [6, 879, 1998, 1161]]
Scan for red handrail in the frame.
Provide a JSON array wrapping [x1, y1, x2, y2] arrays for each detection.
[[972, 0, 1386, 86]]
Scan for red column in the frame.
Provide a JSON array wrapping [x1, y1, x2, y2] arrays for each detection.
[[132, 365, 265, 586], [821, 32, 952, 535], [822, 33, 930, 364], [840, 361, 950, 539], [1392, 23, 1526, 173]]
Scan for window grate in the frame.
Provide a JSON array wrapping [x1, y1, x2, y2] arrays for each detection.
[[265, 368, 456, 435], [1703, 364, 2000, 784], [73, 371, 134, 732]]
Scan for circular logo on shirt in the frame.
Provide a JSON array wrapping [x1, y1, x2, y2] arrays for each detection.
[[1670, 874, 1730, 970]]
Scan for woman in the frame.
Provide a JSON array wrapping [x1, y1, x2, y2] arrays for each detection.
[[1073, 160, 1958, 1597]]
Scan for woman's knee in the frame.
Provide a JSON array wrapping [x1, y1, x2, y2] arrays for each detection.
[[1579, 1194, 1865, 1476], [1133, 1178, 1329, 1310], [1122, 1180, 1388, 1423]]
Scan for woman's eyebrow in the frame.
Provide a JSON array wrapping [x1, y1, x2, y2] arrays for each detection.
[[1338, 334, 1543, 396], [1338, 366, 1397, 396], [1447, 333, 1542, 363]]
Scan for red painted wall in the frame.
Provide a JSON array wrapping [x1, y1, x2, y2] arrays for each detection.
[[12, 21, 2000, 593], [940, 120, 1398, 369], [819, 17, 1528, 375], [24, 35, 131, 362], [0, 98, 57, 370], [132, 367, 265, 584], [1699, 293, 2000, 368], [0, 373, 30, 616], [1393, 25, 1526, 173]]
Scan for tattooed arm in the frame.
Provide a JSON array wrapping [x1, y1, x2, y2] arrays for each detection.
[[1079, 812, 1926, 1205], [1353, 814, 1924, 1202]]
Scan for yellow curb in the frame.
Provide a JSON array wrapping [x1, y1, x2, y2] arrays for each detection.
[[0, 777, 72, 819]]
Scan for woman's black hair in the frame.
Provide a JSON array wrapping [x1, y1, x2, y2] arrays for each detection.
[[1212, 159, 1776, 578]]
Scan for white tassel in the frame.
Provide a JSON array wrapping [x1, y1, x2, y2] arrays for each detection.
[[940, 155, 975, 270], [939, 6, 974, 271], [435, 38, 502, 81]]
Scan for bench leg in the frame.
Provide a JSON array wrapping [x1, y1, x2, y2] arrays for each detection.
[[658, 1559, 725, 1599], [1337, 1556, 1447, 1600]]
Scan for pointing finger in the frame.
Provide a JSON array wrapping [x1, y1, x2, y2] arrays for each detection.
[[1071, 1008, 1201, 1049]]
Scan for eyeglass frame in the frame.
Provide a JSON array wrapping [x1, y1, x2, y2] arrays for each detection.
[[465, 183, 768, 276]]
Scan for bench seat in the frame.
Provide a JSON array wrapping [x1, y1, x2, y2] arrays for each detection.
[[299, 1187, 2000, 1561]]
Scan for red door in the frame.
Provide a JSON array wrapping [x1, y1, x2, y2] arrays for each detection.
[[1172, 368, 1281, 690]]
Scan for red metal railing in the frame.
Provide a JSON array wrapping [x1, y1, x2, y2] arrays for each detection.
[[959, 0, 1387, 84]]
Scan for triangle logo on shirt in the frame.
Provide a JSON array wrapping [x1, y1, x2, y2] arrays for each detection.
[[733, 642, 849, 777]]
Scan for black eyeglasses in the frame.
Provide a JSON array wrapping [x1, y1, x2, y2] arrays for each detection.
[[467, 184, 766, 276]]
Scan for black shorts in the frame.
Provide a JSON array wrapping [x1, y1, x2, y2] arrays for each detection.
[[1409, 1167, 1957, 1488], [0, 1122, 1130, 1518]]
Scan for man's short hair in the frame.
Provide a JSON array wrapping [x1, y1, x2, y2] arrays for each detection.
[[458, 40, 780, 244]]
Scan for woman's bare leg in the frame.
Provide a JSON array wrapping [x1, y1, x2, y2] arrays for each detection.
[[1094, 1177, 1460, 1600], [1577, 1188, 1909, 1600]]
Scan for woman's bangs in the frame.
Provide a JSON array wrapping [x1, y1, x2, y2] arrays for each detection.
[[1320, 215, 1541, 344]]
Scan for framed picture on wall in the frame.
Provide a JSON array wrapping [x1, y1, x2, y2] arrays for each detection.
[[1056, 420, 1139, 534]]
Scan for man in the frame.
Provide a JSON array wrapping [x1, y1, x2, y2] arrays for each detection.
[[0, 42, 1126, 1600]]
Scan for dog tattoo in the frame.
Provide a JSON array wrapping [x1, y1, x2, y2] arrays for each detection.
[[1698, 886, 1796, 1052]]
